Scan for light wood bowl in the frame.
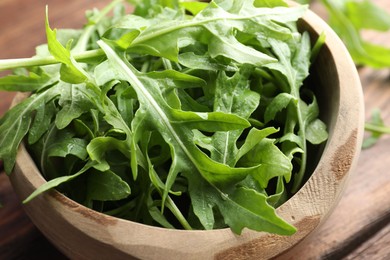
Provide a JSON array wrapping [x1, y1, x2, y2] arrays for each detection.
[[8, 6, 364, 260]]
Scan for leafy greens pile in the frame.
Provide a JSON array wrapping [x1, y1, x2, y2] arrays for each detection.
[[0, 0, 328, 235]]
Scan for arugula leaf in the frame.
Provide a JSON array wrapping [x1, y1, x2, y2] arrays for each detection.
[[364, 109, 390, 149], [45, 7, 90, 84], [219, 187, 296, 235], [321, 0, 390, 68], [184, 171, 296, 235], [0, 88, 61, 173], [47, 136, 88, 160], [28, 100, 58, 144], [0, 70, 52, 92], [180, 1, 208, 15], [254, 0, 288, 7], [86, 169, 131, 201], [23, 161, 95, 203], [344, 0, 390, 31], [210, 66, 259, 166], [87, 136, 131, 172], [55, 83, 100, 129]]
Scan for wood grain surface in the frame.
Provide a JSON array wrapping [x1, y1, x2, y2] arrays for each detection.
[[0, 0, 389, 259]]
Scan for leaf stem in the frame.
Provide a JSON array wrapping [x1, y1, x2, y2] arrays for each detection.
[[290, 103, 307, 194], [365, 123, 390, 134], [0, 49, 105, 71], [73, 0, 123, 52], [166, 196, 193, 230]]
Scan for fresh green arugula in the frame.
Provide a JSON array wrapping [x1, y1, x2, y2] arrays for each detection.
[[321, 0, 390, 69], [0, 0, 328, 235]]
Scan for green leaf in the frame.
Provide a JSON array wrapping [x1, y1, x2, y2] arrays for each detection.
[[184, 174, 216, 230], [263, 30, 327, 192], [238, 138, 292, 187], [87, 136, 131, 172], [178, 52, 238, 72], [0, 86, 62, 173], [300, 93, 328, 145], [264, 93, 296, 123], [186, 172, 296, 235], [290, 0, 310, 4], [145, 69, 206, 85], [170, 110, 250, 132], [322, 0, 390, 68], [23, 161, 94, 203], [254, 0, 288, 7], [45, 7, 89, 83], [219, 187, 296, 235], [180, 1, 209, 15], [86, 169, 131, 201], [0, 71, 52, 92], [47, 137, 88, 160], [129, 0, 179, 17], [28, 100, 57, 144], [236, 127, 279, 162], [311, 32, 326, 63], [305, 119, 328, 145], [345, 0, 390, 31], [98, 40, 278, 232], [147, 155, 192, 229], [54, 83, 98, 129], [267, 176, 288, 207], [209, 67, 260, 166], [207, 25, 276, 66], [279, 132, 304, 149], [28, 123, 87, 180], [363, 109, 390, 149]]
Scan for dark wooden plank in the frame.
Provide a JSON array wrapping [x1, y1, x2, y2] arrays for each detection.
[[0, 172, 68, 259], [345, 223, 390, 260], [0, 92, 15, 117]]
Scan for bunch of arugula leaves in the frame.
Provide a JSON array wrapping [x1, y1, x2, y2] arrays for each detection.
[[0, 0, 328, 235]]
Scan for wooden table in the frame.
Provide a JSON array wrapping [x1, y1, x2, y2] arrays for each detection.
[[1, 0, 389, 259]]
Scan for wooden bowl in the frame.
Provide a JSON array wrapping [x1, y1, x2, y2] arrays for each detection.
[[8, 6, 364, 260]]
